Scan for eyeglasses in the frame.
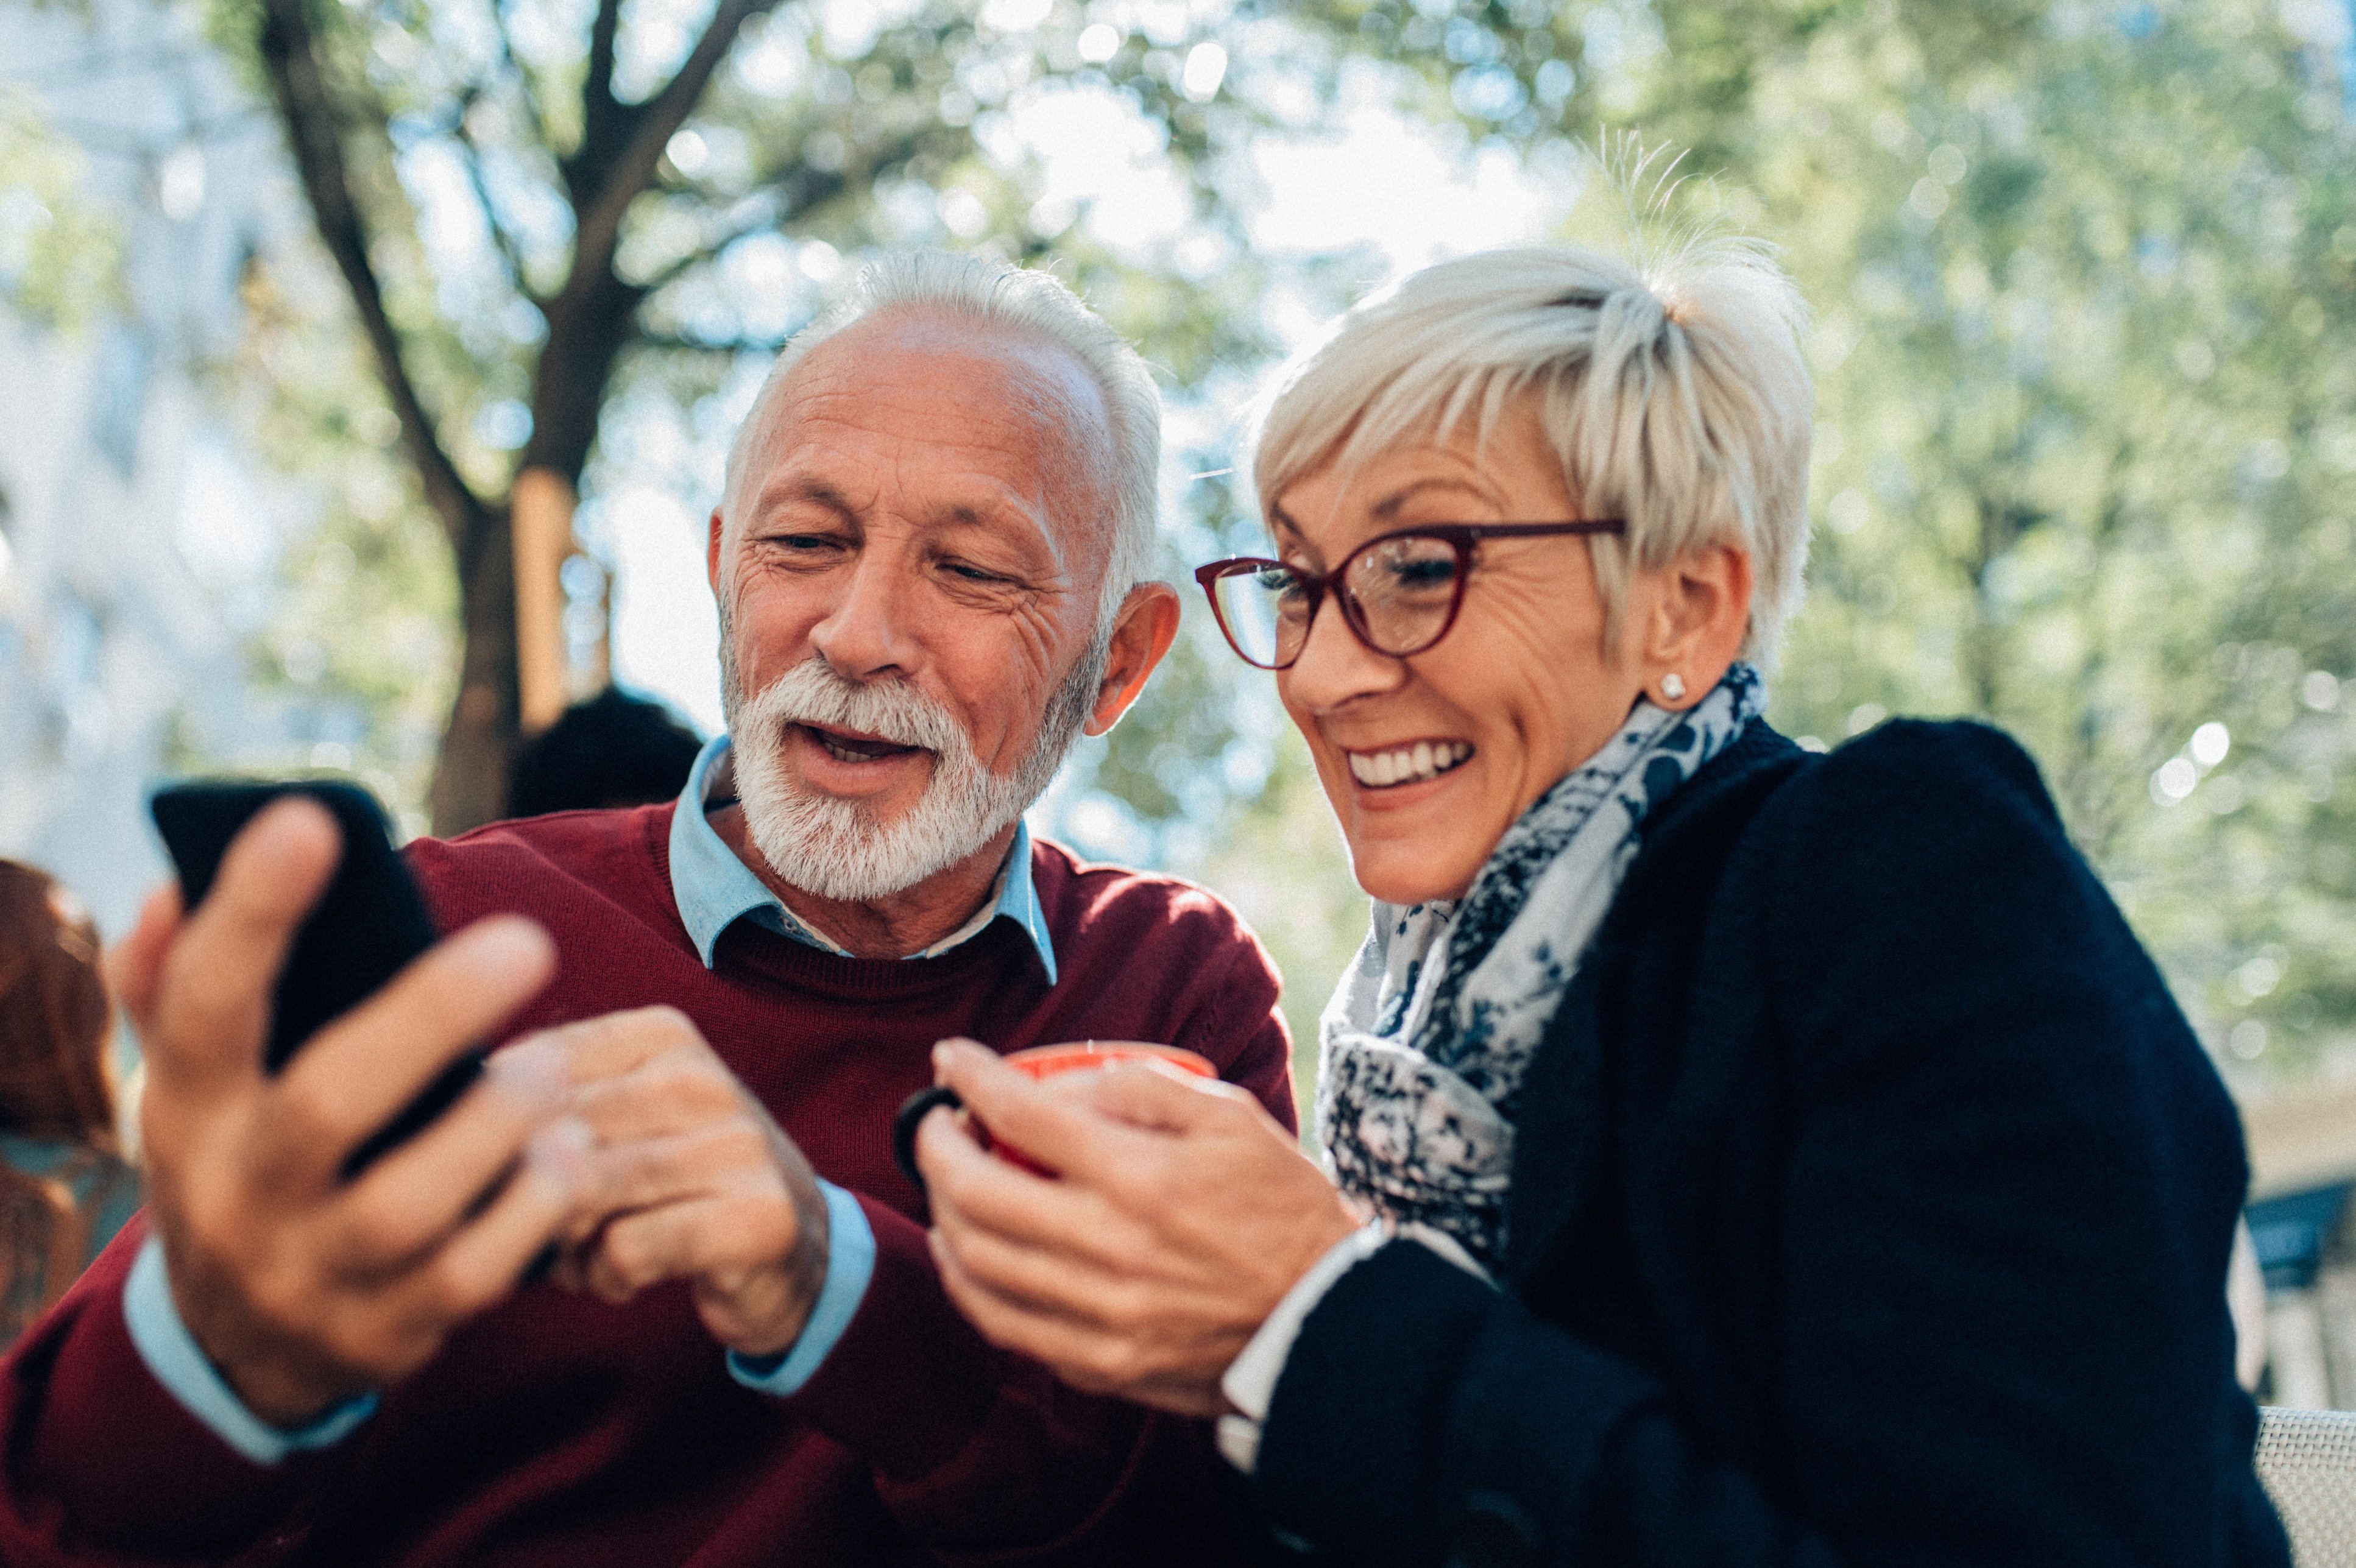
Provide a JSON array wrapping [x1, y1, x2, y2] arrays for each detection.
[[1192, 520, 1626, 671]]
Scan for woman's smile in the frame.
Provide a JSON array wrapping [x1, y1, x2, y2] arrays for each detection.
[[1342, 739, 1474, 789]]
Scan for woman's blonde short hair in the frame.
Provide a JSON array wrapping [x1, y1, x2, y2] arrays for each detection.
[[1251, 236, 1813, 662]]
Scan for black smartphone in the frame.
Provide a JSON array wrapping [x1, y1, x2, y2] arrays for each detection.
[[150, 779, 485, 1178]]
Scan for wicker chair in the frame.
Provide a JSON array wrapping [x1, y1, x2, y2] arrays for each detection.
[[2259, 1407, 2356, 1565]]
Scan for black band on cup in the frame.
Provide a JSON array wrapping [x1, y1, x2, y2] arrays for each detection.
[[893, 1084, 964, 1195]]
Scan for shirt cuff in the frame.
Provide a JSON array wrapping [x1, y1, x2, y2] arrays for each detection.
[[726, 1180, 877, 1398], [121, 1234, 378, 1466], [1216, 1221, 1490, 1474]]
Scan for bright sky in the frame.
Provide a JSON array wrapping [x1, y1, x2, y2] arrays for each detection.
[[609, 90, 1579, 736]]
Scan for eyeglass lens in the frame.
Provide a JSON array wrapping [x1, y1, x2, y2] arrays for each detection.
[[1209, 535, 1465, 667]]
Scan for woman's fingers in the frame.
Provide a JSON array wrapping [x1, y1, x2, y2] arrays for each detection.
[[928, 1232, 1235, 1416], [930, 1041, 1175, 1185], [921, 1114, 1247, 1330], [914, 1096, 1111, 1254], [930, 1229, 1089, 1354], [1062, 1058, 1267, 1133], [930, 1202, 1134, 1324]]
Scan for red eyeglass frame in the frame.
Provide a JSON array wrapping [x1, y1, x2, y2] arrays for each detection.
[[1192, 520, 1628, 670]]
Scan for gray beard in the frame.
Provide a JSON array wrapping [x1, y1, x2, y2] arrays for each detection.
[[719, 632, 1108, 903]]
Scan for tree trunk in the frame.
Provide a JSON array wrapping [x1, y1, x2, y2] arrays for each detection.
[[429, 507, 523, 836], [511, 467, 579, 735]]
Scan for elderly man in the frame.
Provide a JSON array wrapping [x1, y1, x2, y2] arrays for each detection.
[[0, 254, 1293, 1566]]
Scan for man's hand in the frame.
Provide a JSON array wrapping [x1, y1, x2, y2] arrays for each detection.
[[916, 1039, 1360, 1416], [506, 1008, 830, 1360], [115, 798, 592, 1428]]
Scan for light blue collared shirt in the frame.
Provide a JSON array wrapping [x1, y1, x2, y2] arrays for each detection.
[[668, 736, 1056, 984], [124, 732, 1058, 1457]]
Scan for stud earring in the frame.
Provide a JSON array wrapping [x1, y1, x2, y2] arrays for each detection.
[[1661, 673, 1686, 702]]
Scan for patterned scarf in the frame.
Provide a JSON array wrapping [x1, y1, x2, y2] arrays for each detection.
[[1315, 663, 1764, 1264]]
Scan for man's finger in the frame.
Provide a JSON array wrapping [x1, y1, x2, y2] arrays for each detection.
[[580, 1188, 794, 1302], [514, 1006, 709, 1090], [150, 796, 342, 1093], [566, 1058, 745, 1146], [108, 884, 182, 1028], [328, 1040, 578, 1273], [578, 1122, 766, 1218], [269, 917, 554, 1172], [931, 1040, 1155, 1185], [402, 1118, 595, 1323]]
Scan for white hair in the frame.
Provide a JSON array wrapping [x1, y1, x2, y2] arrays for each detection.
[[723, 250, 1162, 629], [1250, 235, 1813, 662]]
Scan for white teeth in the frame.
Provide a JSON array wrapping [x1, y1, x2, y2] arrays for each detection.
[[1346, 741, 1472, 788]]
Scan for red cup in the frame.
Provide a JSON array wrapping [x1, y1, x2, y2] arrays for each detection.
[[1002, 1040, 1216, 1083], [893, 1040, 1215, 1187]]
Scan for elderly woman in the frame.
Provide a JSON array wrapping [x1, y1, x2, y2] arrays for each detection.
[[911, 236, 2287, 1566]]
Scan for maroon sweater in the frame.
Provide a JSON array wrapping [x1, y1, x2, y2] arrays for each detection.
[[0, 805, 1293, 1567]]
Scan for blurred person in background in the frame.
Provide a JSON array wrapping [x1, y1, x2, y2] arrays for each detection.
[[506, 687, 707, 819], [0, 861, 138, 1348], [914, 233, 2290, 1566]]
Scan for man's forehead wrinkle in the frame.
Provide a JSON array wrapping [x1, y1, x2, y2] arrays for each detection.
[[980, 345, 1120, 584], [748, 317, 1117, 588], [743, 457, 875, 524], [839, 307, 1117, 502], [743, 425, 1071, 581]]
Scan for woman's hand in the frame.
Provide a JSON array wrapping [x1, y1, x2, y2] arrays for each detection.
[[916, 1039, 1360, 1416]]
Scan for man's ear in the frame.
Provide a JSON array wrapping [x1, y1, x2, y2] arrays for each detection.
[[707, 508, 726, 597], [1640, 543, 1754, 706], [1084, 584, 1183, 737]]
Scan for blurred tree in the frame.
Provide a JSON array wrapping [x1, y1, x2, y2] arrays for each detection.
[[217, 0, 1278, 831], [224, 239, 464, 837], [183, 0, 2356, 1095], [0, 86, 121, 330], [1315, 0, 2356, 1086]]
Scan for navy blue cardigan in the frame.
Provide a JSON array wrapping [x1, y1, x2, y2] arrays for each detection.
[[1254, 721, 2288, 1567]]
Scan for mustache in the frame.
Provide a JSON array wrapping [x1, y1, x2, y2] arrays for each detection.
[[740, 659, 969, 759]]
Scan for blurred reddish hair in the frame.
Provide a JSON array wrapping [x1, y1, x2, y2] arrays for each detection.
[[0, 861, 122, 1340]]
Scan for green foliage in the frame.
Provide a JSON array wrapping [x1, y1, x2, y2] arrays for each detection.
[[0, 88, 121, 330], [1268, 0, 2356, 1090], [1192, 725, 1371, 1131], [1721, 0, 2355, 1090], [225, 252, 459, 835], [205, 0, 2356, 1096], [202, 0, 1296, 827]]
